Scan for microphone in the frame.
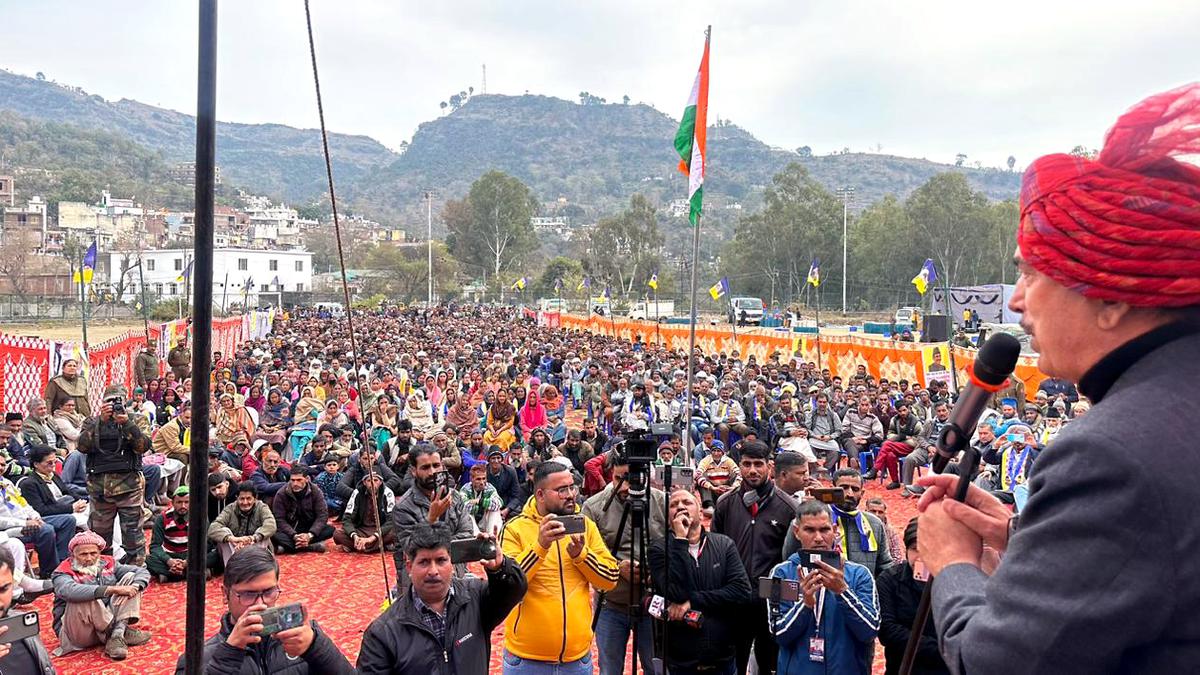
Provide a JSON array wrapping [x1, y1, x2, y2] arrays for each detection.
[[930, 333, 1021, 473]]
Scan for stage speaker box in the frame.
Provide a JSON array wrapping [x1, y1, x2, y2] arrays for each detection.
[[923, 313, 951, 342]]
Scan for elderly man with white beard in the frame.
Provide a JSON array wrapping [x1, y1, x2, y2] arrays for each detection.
[[50, 530, 152, 660]]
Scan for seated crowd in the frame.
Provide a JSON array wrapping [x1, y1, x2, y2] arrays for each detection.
[[0, 303, 1083, 674]]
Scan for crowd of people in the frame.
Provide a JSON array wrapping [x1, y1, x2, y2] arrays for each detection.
[[0, 302, 1086, 674]]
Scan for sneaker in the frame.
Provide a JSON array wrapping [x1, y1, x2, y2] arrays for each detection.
[[124, 627, 152, 646], [105, 635, 128, 660], [863, 470, 878, 480], [310, 542, 326, 553], [885, 481, 902, 490], [905, 485, 926, 497]]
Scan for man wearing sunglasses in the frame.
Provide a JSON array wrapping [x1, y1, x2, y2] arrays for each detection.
[[177, 546, 353, 674]]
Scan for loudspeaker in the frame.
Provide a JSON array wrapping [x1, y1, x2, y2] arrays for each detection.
[[923, 314, 951, 342]]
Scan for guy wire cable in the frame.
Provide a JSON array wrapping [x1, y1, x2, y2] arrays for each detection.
[[303, 0, 393, 600]]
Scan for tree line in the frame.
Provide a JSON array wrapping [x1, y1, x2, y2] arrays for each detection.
[[334, 164, 1018, 311]]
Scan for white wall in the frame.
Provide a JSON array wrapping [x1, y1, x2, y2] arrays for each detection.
[[106, 248, 313, 304]]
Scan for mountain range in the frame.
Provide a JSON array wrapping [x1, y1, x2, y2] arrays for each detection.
[[0, 68, 1019, 225]]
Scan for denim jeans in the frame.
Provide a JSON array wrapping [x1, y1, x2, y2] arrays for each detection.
[[594, 605, 655, 675], [502, 650, 592, 675], [21, 513, 76, 577]]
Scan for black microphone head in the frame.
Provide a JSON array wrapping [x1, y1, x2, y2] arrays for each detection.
[[974, 333, 1021, 386]]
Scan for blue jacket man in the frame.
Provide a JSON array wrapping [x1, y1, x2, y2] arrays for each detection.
[[769, 500, 878, 675]]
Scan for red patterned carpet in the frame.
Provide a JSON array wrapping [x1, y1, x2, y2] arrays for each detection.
[[34, 480, 916, 674]]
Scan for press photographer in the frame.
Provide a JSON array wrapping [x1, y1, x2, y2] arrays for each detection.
[[357, 523, 527, 674], [581, 439, 666, 675], [648, 487, 751, 675], [77, 385, 148, 565]]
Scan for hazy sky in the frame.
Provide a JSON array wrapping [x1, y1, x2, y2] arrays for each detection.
[[5, 0, 1198, 168]]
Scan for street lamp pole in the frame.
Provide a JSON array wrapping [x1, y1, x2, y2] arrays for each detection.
[[837, 186, 855, 314], [425, 190, 434, 307]]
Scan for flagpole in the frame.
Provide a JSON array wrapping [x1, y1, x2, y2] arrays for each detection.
[[221, 272, 228, 313], [684, 213, 702, 458], [815, 281, 822, 372], [138, 254, 150, 340], [654, 286, 661, 346], [79, 265, 89, 352]]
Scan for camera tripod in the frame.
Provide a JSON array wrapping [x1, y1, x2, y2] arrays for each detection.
[[592, 458, 678, 675]]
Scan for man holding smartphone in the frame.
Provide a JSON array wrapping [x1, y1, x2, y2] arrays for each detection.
[[177, 546, 353, 674], [357, 522, 527, 674], [0, 547, 54, 673], [499, 461, 618, 674], [768, 500, 879, 675]]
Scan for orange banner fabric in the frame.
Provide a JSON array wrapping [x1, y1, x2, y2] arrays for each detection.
[[558, 315, 1046, 401]]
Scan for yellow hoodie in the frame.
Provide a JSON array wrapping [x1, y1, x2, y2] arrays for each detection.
[[500, 496, 619, 663]]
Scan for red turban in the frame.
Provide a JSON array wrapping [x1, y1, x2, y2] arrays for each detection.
[[1019, 83, 1200, 307]]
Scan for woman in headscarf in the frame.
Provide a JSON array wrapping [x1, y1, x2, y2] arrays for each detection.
[[51, 398, 86, 453], [539, 384, 567, 443], [334, 386, 361, 429], [244, 383, 266, 415], [423, 374, 444, 410], [294, 385, 325, 424], [401, 390, 440, 435], [369, 394, 398, 451], [214, 392, 256, 446], [519, 386, 548, 436], [482, 387, 517, 451], [317, 399, 349, 429], [146, 378, 164, 405], [221, 380, 244, 407], [446, 387, 478, 431], [256, 388, 292, 445], [157, 387, 184, 426]]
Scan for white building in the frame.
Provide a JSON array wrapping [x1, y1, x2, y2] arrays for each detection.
[[104, 247, 313, 305]]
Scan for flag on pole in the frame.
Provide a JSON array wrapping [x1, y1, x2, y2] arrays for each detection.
[[243, 277, 254, 297], [807, 257, 821, 287], [601, 286, 610, 300], [647, 273, 659, 290], [271, 275, 280, 288], [709, 276, 729, 301], [554, 278, 563, 292], [175, 259, 194, 283], [74, 242, 98, 284], [577, 277, 590, 292], [911, 258, 938, 295], [511, 277, 527, 291], [674, 27, 711, 226]]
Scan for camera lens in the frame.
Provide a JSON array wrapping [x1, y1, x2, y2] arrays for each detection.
[[480, 540, 498, 560]]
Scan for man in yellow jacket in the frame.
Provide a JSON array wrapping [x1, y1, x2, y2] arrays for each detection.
[[500, 460, 619, 674]]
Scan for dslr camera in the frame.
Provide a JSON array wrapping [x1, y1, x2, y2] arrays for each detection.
[[107, 397, 126, 415]]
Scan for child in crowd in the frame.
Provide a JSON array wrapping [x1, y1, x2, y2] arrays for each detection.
[[314, 458, 345, 517]]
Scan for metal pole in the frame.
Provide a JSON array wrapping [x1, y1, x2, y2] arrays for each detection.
[[842, 195, 848, 314], [185, 2, 217, 672], [138, 255, 150, 340], [815, 282, 822, 372], [221, 271, 228, 312], [425, 190, 433, 307], [78, 254, 89, 351], [683, 213, 702, 457]]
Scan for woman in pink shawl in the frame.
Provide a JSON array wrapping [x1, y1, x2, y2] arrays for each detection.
[[423, 374, 444, 410], [518, 387, 548, 436]]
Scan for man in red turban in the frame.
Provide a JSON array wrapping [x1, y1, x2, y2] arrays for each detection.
[[914, 84, 1200, 674]]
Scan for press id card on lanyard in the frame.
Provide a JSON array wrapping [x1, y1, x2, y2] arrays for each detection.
[[809, 574, 827, 663]]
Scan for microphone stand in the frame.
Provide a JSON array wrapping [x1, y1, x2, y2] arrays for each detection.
[[897, 443, 981, 675]]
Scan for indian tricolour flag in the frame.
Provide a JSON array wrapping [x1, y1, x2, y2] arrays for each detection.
[[674, 27, 710, 226]]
